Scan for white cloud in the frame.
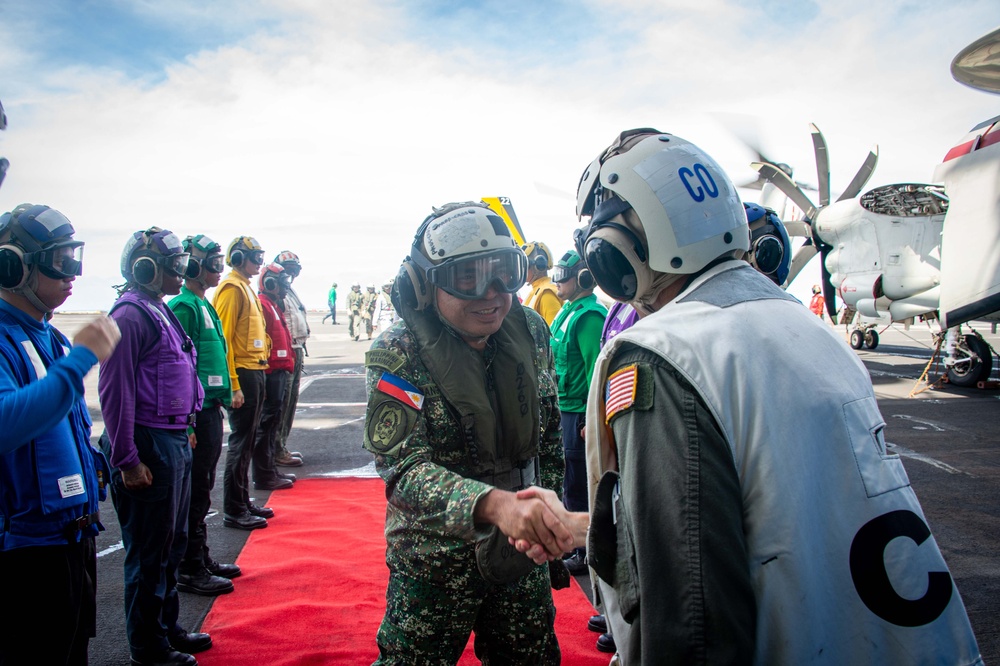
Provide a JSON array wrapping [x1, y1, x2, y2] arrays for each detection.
[[0, 0, 996, 311]]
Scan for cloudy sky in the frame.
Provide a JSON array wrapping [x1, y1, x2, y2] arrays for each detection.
[[0, 0, 996, 311]]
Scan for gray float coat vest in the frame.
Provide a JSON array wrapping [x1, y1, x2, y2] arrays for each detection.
[[586, 261, 981, 665]]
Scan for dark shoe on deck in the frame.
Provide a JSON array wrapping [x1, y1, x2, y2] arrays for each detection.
[[587, 614, 607, 633], [247, 503, 274, 519], [223, 512, 267, 530], [177, 568, 234, 597], [168, 631, 212, 654], [254, 477, 293, 491], [131, 649, 198, 665], [596, 633, 617, 653], [206, 558, 241, 579]]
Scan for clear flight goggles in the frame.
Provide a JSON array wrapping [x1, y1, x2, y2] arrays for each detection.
[[425, 248, 527, 300], [247, 250, 266, 265], [32, 240, 85, 280], [156, 252, 191, 278]]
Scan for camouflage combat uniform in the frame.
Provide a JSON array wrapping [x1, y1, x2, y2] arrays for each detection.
[[348, 288, 365, 341], [363, 306, 563, 665], [362, 288, 378, 338]]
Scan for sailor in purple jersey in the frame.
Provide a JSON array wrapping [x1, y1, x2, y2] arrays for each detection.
[[99, 227, 209, 666], [601, 301, 639, 347]]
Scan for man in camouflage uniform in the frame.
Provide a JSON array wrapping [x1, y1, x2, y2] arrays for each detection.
[[361, 284, 378, 340], [347, 283, 364, 341], [363, 201, 572, 665]]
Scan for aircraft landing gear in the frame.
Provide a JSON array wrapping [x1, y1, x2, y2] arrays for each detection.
[[849, 324, 879, 350], [946, 332, 994, 387]]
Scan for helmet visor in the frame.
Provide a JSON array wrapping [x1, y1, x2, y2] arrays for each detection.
[[159, 252, 191, 278], [551, 264, 577, 284], [583, 236, 638, 301], [205, 253, 226, 274], [34, 241, 85, 279], [427, 249, 526, 300]]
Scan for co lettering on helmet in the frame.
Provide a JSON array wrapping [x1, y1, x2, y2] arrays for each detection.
[[849, 509, 953, 627], [679, 163, 720, 202]]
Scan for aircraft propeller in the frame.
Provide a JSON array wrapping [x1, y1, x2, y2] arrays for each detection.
[[751, 124, 879, 319]]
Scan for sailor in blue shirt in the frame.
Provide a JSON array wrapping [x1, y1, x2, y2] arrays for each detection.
[[0, 203, 120, 665]]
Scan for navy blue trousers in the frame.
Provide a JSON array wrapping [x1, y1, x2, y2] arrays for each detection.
[[110, 425, 191, 661], [182, 403, 224, 572]]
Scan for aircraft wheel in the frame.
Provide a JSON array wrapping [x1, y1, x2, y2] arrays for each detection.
[[864, 329, 879, 349], [849, 329, 864, 350], [947, 334, 993, 387]]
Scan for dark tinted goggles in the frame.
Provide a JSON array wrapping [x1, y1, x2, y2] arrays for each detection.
[[31, 241, 84, 280], [426, 249, 526, 300]]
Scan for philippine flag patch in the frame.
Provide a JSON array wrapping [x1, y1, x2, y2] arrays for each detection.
[[605, 364, 638, 423], [376, 372, 425, 411]]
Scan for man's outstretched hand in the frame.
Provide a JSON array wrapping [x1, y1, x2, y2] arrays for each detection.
[[474, 488, 575, 560], [508, 486, 591, 564]]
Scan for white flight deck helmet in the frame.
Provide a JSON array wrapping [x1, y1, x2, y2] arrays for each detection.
[[575, 129, 749, 306], [395, 201, 527, 311]]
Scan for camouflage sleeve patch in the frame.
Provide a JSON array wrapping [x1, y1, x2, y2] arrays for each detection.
[[364, 399, 418, 456], [366, 348, 406, 374], [605, 363, 653, 424]]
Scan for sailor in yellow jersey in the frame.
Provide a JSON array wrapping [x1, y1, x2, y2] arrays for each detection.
[[521, 241, 563, 325]]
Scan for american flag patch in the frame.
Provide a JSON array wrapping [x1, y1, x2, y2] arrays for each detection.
[[605, 364, 638, 423]]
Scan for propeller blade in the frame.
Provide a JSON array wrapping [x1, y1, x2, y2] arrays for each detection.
[[751, 162, 818, 220], [836, 145, 879, 202], [782, 220, 811, 238], [820, 246, 838, 319], [809, 124, 831, 207], [785, 243, 818, 286]]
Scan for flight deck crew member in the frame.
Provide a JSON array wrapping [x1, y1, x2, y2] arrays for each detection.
[[0, 204, 120, 665], [362, 284, 378, 339], [100, 227, 209, 666], [518, 129, 982, 664], [548, 249, 606, 576], [169, 234, 241, 596], [522, 241, 563, 325], [254, 263, 296, 491], [347, 282, 364, 341], [809, 284, 825, 317], [323, 282, 337, 324], [363, 201, 573, 664], [213, 236, 274, 530], [274, 251, 307, 467]]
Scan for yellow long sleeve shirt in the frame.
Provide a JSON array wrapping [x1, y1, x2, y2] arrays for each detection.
[[213, 270, 270, 390]]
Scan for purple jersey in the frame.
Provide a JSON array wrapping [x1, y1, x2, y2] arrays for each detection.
[[601, 301, 639, 347]]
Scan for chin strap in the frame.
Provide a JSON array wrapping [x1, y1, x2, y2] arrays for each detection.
[[12, 270, 55, 316]]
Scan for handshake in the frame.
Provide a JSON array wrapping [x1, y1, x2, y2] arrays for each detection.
[[476, 486, 591, 565]]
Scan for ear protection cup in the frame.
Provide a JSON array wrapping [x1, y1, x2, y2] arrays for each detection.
[[531, 254, 548, 271], [577, 267, 595, 291], [393, 259, 433, 312], [0, 245, 27, 289], [263, 275, 278, 293], [132, 256, 158, 286], [230, 249, 245, 267], [185, 257, 202, 280]]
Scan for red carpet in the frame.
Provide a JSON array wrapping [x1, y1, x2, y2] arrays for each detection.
[[199, 478, 608, 665]]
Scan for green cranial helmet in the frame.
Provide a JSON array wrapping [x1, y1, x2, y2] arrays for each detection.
[[183, 234, 225, 284]]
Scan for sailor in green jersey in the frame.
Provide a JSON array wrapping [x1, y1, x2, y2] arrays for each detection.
[[169, 234, 242, 596]]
